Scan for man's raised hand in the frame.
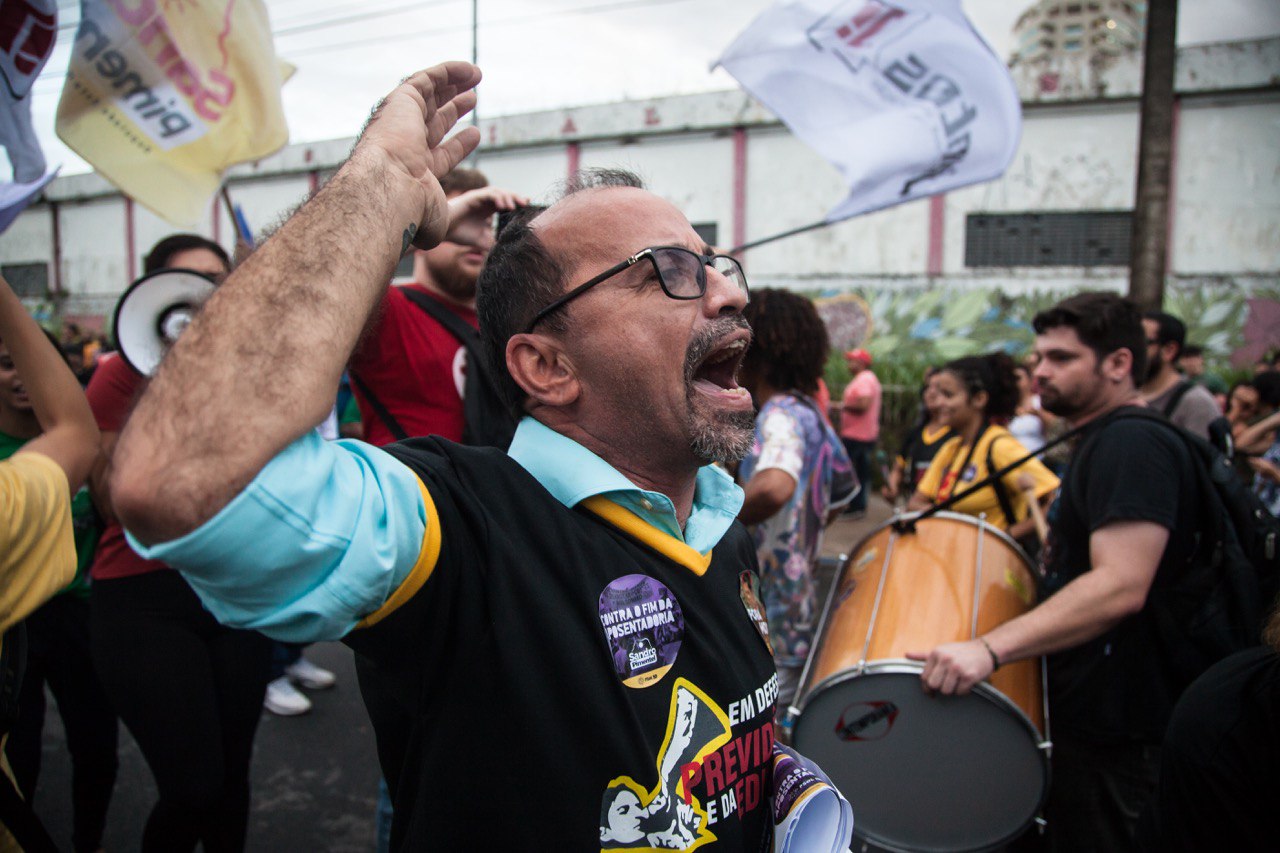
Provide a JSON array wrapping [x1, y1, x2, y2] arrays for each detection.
[[447, 186, 530, 249], [357, 62, 483, 250]]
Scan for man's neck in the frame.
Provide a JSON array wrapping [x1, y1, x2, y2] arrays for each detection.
[[1066, 387, 1143, 429], [1140, 366, 1182, 399], [540, 413, 700, 527], [415, 277, 475, 311], [0, 407, 40, 439]]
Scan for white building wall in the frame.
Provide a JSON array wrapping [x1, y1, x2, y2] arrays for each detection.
[[579, 132, 735, 243], [3, 38, 1276, 325], [473, 147, 568, 205], [1171, 96, 1280, 275], [742, 126, 931, 282], [59, 199, 129, 301]]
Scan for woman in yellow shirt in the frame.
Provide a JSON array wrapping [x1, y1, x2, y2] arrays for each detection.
[[908, 352, 1059, 540]]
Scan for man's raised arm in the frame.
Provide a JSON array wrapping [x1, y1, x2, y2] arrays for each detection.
[[113, 62, 482, 544]]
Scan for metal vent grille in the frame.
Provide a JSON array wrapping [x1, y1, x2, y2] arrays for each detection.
[[965, 211, 1131, 267]]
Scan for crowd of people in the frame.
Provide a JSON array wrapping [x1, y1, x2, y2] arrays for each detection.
[[2, 60, 1277, 852]]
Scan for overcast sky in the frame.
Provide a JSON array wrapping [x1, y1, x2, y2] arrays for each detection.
[[12, 0, 1280, 180]]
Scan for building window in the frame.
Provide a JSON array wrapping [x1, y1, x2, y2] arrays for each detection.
[[1063, 38, 1083, 49], [1, 263, 48, 297], [692, 222, 719, 248], [964, 211, 1131, 267]]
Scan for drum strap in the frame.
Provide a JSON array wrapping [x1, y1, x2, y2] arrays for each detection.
[[936, 423, 989, 503], [908, 418, 1089, 529], [985, 436, 1021, 528]]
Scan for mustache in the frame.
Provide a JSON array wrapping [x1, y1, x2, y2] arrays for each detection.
[[683, 315, 751, 381]]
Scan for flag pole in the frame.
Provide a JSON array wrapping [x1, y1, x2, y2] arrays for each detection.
[[729, 217, 831, 255], [220, 186, 255, 262]]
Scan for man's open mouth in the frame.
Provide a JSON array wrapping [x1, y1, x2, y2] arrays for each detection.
[[690, 332, 751, 399]]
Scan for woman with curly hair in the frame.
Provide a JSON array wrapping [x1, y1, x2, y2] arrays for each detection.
[[907, 351, 1059, 541], [736, 288, 856, 711]]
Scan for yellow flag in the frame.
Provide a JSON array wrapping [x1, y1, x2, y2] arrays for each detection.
[[56, 0, 290, 226]]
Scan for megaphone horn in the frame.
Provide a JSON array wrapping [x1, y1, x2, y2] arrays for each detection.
[[113, 268, 217, 377]]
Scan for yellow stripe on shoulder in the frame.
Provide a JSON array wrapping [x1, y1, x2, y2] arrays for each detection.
[[357, 477, 442, 629], [581, 496, 713, 576]]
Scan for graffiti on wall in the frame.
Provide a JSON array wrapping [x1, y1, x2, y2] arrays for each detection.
[[814, 279, 1280, 371]]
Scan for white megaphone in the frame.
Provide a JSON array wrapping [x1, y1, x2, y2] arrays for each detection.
[[113, 268, 217, 377]]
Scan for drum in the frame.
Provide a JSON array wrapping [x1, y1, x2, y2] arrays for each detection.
[[790, 512, 1050, 852]]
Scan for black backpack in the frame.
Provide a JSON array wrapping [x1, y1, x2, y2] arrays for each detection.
[[1072, 408, 1280, 665], [352, 289, 517, 450]]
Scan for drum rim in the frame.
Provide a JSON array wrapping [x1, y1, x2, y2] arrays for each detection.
[[793, 660, 1050, 853], [857, 510, 1035, 568]]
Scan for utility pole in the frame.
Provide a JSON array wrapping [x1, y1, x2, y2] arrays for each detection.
[[470, 0, 480, 166], [1128, 0, 1179, 311]]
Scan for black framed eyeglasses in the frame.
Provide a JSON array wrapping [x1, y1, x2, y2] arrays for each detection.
[[523, 245, 749, 333]]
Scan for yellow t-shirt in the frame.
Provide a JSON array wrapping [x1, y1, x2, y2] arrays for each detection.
[[1, 451, 76, 849], [1, 451, 76, 634], [916, 425, 1060, 531]]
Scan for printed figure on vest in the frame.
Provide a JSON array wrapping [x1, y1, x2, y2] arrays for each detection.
[[1139, 310, 1223, 441], [109, 63, 788, 849], [85, 235, 273, 852], [348, 167, 527, 448], [0, 272, 99, 852], [735, 289, 855, 714], [908, 293, 1215, 851], [838, 347, 879, 515]]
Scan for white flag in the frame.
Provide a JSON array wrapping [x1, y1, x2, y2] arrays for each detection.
[[0, 0, 58, 235], [716, 0, 1020, 222]]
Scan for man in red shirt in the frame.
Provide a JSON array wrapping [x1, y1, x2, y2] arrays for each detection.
[[839, 348, 881, 516], [348, 169, 526, 446]]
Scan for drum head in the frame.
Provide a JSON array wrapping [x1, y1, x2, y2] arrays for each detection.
[[793, 665, 1046, 852]]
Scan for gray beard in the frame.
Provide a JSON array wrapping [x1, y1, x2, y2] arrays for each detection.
[[683, 314, 756, 465], [689, 405, 755, 465]]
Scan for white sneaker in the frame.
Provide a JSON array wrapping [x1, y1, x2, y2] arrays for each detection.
[[265, 676, 312, 716], [285, 657, 336, 690]]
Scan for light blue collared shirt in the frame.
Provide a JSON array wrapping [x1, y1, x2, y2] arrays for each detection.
[[130, 417, 743, 641]]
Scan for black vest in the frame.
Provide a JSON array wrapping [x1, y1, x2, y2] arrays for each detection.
[[347, 438, 777, 851]]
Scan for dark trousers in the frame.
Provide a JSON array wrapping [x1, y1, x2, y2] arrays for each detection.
[[1045, 735, 1162, 853], [91, 571, 272, 853], [842, 438, 875, 512], [269, 641, 304, 681], [5, 594, 118, 853]]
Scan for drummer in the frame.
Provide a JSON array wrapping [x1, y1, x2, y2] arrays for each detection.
[[906, 352, 1058, 543]]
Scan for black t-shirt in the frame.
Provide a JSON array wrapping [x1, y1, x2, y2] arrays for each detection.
[[897, 422, 952, 493], [1138, 646, 1280, 851], [346, 438, 778, 851], [1041, 408, 1204, 743]]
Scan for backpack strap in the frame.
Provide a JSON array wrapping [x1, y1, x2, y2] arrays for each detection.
[[985, 434, 1021, 528], [348, 372, 409, 442], [1161, 380, 1193, 418], [400, 288, 516, 449], [399, 288, 483, 352]]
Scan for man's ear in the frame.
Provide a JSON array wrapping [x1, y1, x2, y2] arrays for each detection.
[[506, 333, 580, 407], [1104, 347, 1134, 383]]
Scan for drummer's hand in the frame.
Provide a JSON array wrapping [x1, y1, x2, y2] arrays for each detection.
[[906, 641, 994, 696]]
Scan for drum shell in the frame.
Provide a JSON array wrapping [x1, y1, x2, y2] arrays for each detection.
[[792, 512, 1049, 852], [802, 513, 1043, 732]]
